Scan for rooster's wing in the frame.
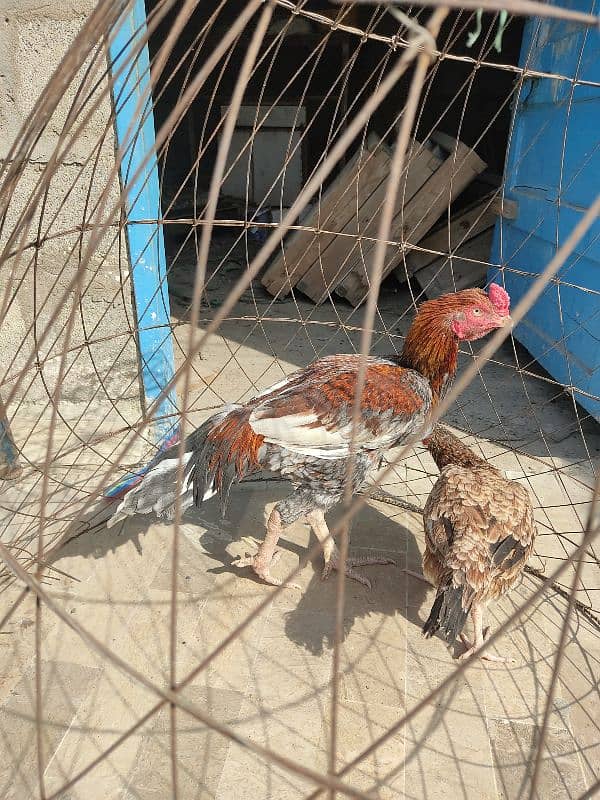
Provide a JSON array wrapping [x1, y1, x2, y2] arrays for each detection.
[[249, 355, 432, 458]]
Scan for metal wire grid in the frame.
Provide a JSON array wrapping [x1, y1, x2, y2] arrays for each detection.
[[0, 0, 598, 798]]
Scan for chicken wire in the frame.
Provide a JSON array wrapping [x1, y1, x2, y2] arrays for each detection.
[[0, 1, 598, 799]]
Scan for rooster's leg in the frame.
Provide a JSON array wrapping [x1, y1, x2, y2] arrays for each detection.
[[232, 508, 300, 589], [459, 605, 515, 663], [306, 509, 395, 591], [306, 509, 335, 564]]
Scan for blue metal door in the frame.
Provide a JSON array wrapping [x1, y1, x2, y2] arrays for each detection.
[[490, 0, 600, 421]]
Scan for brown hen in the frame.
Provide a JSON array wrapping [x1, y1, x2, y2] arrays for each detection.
[[422, 426, 536, 662]]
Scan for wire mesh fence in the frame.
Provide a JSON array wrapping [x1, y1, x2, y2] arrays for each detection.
[[0, 1, 598, 798]]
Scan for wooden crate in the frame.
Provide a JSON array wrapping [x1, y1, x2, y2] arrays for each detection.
[[402, 192, 500, 277], [261, 134, 388, 297], [412, 227, 495, 297], [335, 134, 487, 306], [297, 139, 442, 304]]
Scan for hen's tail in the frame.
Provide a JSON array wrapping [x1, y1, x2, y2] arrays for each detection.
[[106, 402, 262, 528], [422, 579, 471, 644]]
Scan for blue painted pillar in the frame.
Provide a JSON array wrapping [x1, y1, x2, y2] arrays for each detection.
[[108, 0, 178, 441]]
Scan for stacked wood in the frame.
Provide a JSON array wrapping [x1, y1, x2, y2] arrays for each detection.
[[260, 131, 489, 307], [261, 133, 390, 298], [335, 132, 487, 306], [404, 193, 518, 297], [296, 140, 443, 303]]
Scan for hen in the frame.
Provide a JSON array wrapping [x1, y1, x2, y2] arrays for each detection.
[[106, 284, 510, 588], [422, 425, 536, 662]]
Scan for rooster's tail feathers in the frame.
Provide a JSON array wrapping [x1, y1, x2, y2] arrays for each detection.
[[185, 405, 265, 516], [105, 405, 253, 526], [104, 426, 181, 501]]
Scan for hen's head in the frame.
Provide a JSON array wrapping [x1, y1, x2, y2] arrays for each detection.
[[428, 283, 511, 342]]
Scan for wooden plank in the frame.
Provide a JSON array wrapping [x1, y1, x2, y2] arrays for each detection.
[[336, 139, 487, 306], [391, 141, 487, 284], [261, 134, 387, 297], [404, 191, 498, 275], [289, 141, 392, 296], [325, 140, 443, 305], [412, 227, 495, 297], [297, 140, 442, 304]]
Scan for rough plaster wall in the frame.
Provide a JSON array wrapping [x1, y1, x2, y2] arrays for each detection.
[[0, 0, 143, 426]]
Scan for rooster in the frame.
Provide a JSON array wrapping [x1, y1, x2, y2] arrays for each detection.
[[422, 425, 536, 662], [106, 284, 511, 588]]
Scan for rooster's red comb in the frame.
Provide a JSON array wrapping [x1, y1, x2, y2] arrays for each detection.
[[487, 283, 510, 316]]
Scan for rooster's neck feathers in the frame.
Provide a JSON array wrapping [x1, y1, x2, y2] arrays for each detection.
[[399, 289, 494, 399], [399, 306, 458, 399]]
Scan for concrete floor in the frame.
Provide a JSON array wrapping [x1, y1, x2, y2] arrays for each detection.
[[0, 252, 599, 799], [0, 483, 598, 799]]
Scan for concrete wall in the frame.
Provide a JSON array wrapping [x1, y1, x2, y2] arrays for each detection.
[[0, 0, 144, 427]]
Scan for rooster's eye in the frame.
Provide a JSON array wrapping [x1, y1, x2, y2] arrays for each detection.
[[472, 308, 482, 316]]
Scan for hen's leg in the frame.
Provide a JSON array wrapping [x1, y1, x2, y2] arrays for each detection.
[[459, 605, 515, 663], [306, 509, 395, 591], [232, 508, 299, 589]]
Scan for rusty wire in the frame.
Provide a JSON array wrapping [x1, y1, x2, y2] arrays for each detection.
[[0, 1, 599, 799]]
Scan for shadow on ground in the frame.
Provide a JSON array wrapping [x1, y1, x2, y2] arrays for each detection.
[[53, 479, 430, 656]]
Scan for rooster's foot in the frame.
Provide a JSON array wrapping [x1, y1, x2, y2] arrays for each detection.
[[321, 552, 395, 590], [232, 547, 300, 590]]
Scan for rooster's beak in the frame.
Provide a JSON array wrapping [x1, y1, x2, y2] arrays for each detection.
[[495, 313, 512, 328]]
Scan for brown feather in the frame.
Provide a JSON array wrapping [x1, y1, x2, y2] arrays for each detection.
[[258, 360, 425, 420], [422, 427, 536, 642], [207, 409, 265, 490], [400, 288, 501, 399]]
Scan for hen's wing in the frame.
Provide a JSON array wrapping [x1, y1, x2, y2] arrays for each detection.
[[485, 479, 536, 595], [248, 355, 432, 458]]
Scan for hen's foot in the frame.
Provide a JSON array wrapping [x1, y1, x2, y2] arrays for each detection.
[[232, 547, 300, 590], [458, 628, 516, 664], [402, 568, 433, 586], [321, 552, 396, 590]]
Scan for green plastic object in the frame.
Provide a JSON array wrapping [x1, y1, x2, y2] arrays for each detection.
[[467, 8, 509, 53]]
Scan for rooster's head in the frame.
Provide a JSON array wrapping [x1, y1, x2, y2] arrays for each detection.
[[444, 283, 511, 341]]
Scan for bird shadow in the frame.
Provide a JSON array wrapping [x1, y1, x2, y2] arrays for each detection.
[[185, 481, 431, 655], [280, 500, 431, 656], [48, 501, 158, 564], [49, 480, 432, 657]]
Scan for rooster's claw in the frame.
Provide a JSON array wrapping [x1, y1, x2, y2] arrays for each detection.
[[232, 549, 300, 590]]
